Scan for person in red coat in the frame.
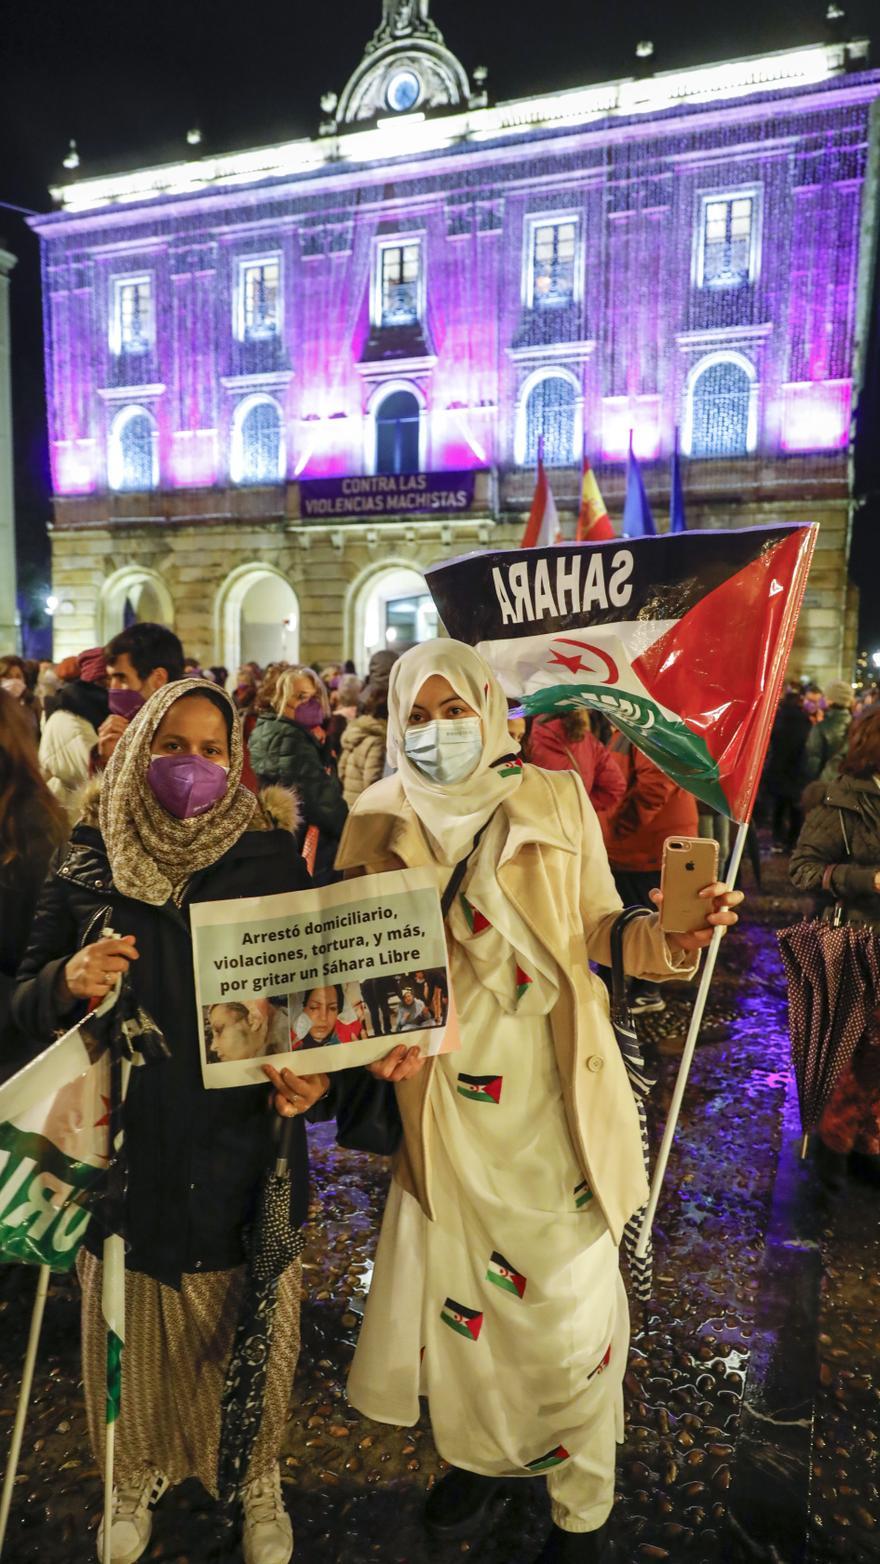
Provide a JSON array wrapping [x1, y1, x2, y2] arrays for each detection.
[[600, 733, 699, 1013], [528, 710, 627, 814]]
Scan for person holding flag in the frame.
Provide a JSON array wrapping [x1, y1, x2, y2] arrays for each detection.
[[331, 640, 742, 1564], [12, 680, 329, 1564]]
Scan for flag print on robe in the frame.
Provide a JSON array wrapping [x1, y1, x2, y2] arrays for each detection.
[[461, 895, 492, 936], [574, 1178, 593, 1209], [588, 1343, 612, 1380], [486, 1251, 527, 1298], [425, 524, 817, 823], [441, 1298, 484, 1341], [457, 1073, 503, 1104], [526, 1444, 570, 1473]]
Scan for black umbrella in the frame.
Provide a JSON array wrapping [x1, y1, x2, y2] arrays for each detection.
[[610, 908, 657, 1307], [217, 1115, 305, 1504], [777, 918, 880, 1154]]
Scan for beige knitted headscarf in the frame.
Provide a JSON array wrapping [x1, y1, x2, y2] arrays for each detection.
[[99, 678, 256, 906]]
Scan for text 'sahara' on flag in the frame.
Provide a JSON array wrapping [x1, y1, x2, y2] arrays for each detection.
[[426, 524, 817, 824]]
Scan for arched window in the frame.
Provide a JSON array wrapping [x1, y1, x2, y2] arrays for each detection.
[[375, 389, 421, 475], [689, 358, 753, 458], [232, 397, 284, 485], [108, 407, 159, 492], [524, 374, 577, 467]]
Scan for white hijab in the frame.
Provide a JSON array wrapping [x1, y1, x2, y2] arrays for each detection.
[[387, 640, 522, 865]]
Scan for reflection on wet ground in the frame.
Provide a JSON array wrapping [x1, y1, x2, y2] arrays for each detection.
[[0, 853, 877, 1561]]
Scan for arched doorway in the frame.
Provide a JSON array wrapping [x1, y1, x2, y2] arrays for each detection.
[[99, 567, 175, 642], [350, 565, 438, 672], [216, 566, 300, 672]]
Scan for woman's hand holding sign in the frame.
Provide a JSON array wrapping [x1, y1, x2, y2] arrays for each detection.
[[367, 1044, 426, 1082], [263, 1063, 330, 1118]]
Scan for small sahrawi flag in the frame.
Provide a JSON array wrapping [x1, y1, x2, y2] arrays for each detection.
[[457, 1073, 503, 1104], [526, 1445, 570, 1472], [441, 1298, 484, 1341], [588, 1343, 612, 1380], [574, 1178, 593, 1209], [486, 1251, 527, 1298], [425, 525, 817, 823]]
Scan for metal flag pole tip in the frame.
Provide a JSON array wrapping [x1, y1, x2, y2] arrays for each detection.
[[0, 1264, 52, 1556], [634, 819, 749, 1260]]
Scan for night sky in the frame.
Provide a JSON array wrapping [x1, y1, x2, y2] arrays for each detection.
[[2, 0, 877, 647]]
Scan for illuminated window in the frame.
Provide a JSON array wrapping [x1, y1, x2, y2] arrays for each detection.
[[375, 389, 420, 474], [109, 407, 159, 491], [523, 374, 577, 466], [232, 397, 285, 484], [111, 276, 153, 356], [236, 256, 281, 341], [376, 242, 422, 327], [698, 193, 758, 288], [530, 219, 578, 308], [689, 358, 753, 457]]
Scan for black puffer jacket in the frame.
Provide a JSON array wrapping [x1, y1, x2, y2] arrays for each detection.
[[789, 774, 880, 928], [0, 798, 67, 1073], [12, 786, 311, 1288], [248, 712, 347, 881]]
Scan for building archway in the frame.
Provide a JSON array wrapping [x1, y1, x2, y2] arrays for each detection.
[[682, 351, 758, 457], [514, 365, 582, 467], [215, 565, 300, 671], [364, 380, 428, 475], [347, 562, 438, 673], [99, 566, 175, 643]]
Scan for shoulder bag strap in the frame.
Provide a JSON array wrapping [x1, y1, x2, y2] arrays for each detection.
[[610, 904, 653, 1020], [441, 824, 489, 921]]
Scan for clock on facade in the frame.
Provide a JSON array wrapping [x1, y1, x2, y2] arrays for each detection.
[[385, 69, 422, 112]]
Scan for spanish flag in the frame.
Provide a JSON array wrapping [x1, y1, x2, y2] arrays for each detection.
[[576, 454, 614, 542]]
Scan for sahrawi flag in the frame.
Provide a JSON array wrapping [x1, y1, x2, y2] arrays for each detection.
[[425, 524, 817, 822]]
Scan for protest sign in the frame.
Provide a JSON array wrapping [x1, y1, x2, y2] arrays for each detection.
[[191, 866, 455, 1085]]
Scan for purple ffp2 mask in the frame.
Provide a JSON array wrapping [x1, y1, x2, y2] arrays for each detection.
[[293, 697, 324, 729], [109, 688, 146, 720], [147, 754, 229, 819]]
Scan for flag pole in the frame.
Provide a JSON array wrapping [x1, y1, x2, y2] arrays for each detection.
[[0, 1264, 51, 1555], [634, 818, 750, 1259]]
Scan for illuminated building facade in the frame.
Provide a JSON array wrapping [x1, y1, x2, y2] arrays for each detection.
[[30, 4, 880, 680]]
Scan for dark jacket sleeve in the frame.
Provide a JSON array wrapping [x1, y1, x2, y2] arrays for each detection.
[[309, 1065, 401, 1156], [789, 804, 877, 900], [10, 871, 86, 1051]]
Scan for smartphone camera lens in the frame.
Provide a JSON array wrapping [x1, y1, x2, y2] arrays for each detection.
[[685, 861, 695, 872]]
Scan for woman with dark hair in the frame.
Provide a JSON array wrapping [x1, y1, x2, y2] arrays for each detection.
[[293, 984, 346, 1048], [0, 690, 68, 1069], [790, 711, 880, 1184], [0, 654, 41, 743], [13, 679, 323, 1564]]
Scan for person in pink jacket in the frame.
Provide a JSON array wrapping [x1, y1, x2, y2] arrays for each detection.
[[528, 711, 626, 814]]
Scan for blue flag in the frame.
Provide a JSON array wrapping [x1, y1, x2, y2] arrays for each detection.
[[622, 432, 656, 538], [670, 427, 686, 533]]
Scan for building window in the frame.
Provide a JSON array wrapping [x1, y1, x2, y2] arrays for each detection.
[[376, 241, 422, 327], [523, 373, 578, 466], [236, 256, 282, 342], [375, 389, 421, 474], [108, 407, 159, 491], [232, 396, 285, 485], [697, 192, 758, 289], [529, 219, 578, 308], [110, 276, 154, 356], [689, 357, 753, 457]]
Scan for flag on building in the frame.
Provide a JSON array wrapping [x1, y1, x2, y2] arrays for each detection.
[[575, 452, 614, 542], [441, 1298, 484, 1340], [622, 431, 656, 537], [521, 443, 561, 548], [486, 1251, 527, 1298], [670, 426, 686, 533], [456, 1073, 503, 1104], [425, 523, 818, 823]]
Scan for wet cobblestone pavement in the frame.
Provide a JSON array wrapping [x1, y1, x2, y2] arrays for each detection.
[[1, 852, 877, 1562]]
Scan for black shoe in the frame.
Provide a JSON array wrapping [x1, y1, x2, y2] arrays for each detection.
[[424, 1466, 510, 1541], [815, 1140, 847, 1192], [532, 1520, 618, 1563]]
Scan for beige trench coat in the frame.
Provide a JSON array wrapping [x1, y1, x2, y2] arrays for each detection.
[[336, 765, 698, 1246]]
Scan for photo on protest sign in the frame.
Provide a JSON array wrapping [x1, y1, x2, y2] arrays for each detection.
[[191, 867, 456, 1086]]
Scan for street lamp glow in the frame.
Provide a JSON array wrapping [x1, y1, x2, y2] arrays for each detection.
[[871, 650, 880, 669], [45, 594, 59, 615]]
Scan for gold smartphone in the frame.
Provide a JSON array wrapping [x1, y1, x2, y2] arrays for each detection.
[[659, 836, 720, 934]]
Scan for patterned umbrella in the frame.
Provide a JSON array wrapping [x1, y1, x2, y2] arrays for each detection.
[[610, 908, 657, 1306], [216, 1116, 305, 1505], [777, 919, 880, 1153]]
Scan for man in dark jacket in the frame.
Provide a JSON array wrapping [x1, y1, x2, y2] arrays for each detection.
[[803, 680, 854, 786], [764, 690, 811, 852]]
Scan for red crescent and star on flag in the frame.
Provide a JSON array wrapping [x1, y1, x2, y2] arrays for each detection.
[[548, 638, 619, 683]]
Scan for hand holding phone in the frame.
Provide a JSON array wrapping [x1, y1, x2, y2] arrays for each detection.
[[659, 837, 720, 934]]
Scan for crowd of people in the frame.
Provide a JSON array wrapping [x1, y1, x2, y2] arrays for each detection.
[[0, 620, 876, 1564]]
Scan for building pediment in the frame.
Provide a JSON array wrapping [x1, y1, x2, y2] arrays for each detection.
[[324, 0, 479, 133]]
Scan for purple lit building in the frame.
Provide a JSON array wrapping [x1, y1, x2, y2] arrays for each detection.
[[29, 3, 880, 679]]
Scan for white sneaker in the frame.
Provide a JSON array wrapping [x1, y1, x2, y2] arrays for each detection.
[[241, 1464, 293, 1564], [96, 1469, 168, 1564]]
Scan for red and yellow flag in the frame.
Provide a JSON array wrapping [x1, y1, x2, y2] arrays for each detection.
[[576, 456, 614, 542]]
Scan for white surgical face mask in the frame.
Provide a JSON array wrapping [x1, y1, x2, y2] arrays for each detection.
[[404, 717, 483, 785]]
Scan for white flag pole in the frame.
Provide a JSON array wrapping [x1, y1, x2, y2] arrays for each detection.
[[635, 819, 750, 1259], [0, 1264, 51, 1555]]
